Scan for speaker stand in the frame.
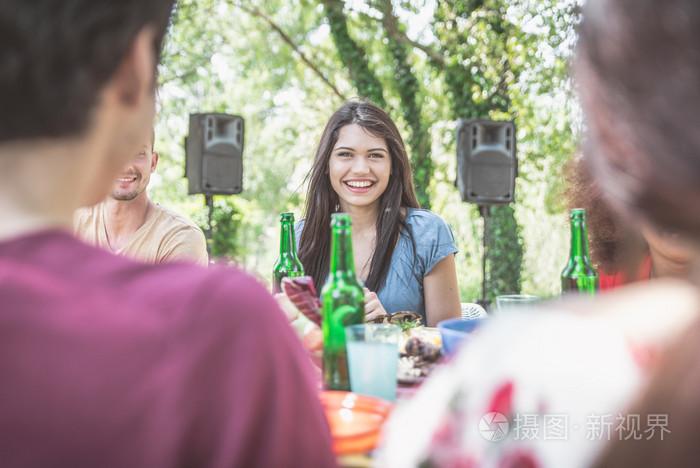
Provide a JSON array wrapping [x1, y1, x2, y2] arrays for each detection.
[[477, 205, 492, 312], [204, 194, 214, 256]]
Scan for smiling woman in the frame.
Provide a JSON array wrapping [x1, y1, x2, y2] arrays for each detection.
[[297, 100, 462, 327]]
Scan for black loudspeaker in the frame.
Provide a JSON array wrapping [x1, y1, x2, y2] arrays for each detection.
[[456, 119, 517, 205], [185, 113, 244, 195]]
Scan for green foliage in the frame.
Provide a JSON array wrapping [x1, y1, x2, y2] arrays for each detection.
[[321, 0, 386, 107], [485, 205, 523, 299], [385, 35, 433, 208], [192, 197, 243, 262], [394, 319, 421, 333]]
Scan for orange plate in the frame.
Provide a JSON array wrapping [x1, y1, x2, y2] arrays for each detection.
[[320, 390, 394, 455]]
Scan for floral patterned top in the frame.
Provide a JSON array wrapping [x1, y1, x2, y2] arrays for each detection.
[[375, 307, 655, 468]]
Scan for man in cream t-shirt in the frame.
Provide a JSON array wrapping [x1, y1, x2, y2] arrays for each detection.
[[75, 133, 208, 266]]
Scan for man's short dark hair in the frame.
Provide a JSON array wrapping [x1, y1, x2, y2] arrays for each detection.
[[0, 0, 176, 143]]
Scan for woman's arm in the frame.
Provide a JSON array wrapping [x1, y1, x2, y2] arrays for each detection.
[[423, 254, 462, 327]]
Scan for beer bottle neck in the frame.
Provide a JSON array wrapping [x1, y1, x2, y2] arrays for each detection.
[[329, 227, 355, 277], [568, 215, 592, 264], [279, 219, 297, 257]]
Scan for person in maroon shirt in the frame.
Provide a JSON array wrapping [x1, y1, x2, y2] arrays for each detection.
[[0, 1, 335, 467]]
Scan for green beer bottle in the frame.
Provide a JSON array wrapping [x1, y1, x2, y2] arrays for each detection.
[[321, 213, 365, 391], [561, 208, 599, 295], [272, 212, 305, 294]]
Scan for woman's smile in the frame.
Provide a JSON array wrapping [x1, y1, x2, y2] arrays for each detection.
[[344, 179, 376, 192]]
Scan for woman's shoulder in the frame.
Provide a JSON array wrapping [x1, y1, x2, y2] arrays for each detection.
[[405, 208, 447, 224], [404, 208, 452, 234]]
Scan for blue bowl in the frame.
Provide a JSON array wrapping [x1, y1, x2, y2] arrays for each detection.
[[437, 317, 485, 356]]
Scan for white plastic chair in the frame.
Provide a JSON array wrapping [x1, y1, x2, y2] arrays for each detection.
[[461, 302, 487, 320]]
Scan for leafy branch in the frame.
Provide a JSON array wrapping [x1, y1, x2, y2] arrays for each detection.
[[161, 53, 216, 83], [230, 0, 347, 101], [366, 0, 447, 68]]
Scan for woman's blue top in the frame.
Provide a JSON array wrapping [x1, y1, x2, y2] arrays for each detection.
[[296, 208, 458, 325]]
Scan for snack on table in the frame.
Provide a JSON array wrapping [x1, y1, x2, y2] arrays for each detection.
[[404, 336, 441, 362], [366, 311, 422, 325], [397, 327, 443, 385]]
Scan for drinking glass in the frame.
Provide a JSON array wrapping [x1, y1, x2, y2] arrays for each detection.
[[495, 294, 540, 312], [345, 324, 400, 402]]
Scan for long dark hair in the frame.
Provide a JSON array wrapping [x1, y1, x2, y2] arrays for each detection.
[[298, 100, 420, 292]]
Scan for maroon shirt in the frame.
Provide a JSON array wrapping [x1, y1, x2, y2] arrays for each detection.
[[0, 229, 336, 467]]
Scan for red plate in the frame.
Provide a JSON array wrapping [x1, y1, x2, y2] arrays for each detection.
[[320, 390, 394, 455]]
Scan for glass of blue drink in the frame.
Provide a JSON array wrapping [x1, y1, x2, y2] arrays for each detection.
[[345, 324, 400, 402]]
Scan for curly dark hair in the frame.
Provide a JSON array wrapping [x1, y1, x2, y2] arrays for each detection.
[[563, 156, 625, 273], [0, 0, 176, 143]]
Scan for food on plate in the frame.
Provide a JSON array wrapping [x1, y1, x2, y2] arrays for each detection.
[[397, 327, 443, 385], [366, 311, 422, 325], [404, 336, 442, 362]]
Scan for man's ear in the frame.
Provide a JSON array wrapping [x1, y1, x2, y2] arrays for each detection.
[[151, 151, 159, 173], [109, 27, 157, 108]]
